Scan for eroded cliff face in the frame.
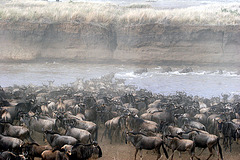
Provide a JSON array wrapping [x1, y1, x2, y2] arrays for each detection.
[[0, 21, 239, 66]]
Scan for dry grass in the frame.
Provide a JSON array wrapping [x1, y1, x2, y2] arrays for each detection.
[[0, 0, 240, 25]]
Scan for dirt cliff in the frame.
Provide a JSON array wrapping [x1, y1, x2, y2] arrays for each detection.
[[0, 21, 239, 66]]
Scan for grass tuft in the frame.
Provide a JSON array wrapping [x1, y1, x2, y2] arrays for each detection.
[[0, 0, 240, 26]]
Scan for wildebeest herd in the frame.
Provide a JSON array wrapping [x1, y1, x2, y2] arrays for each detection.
[[0, 72, 240, 160]]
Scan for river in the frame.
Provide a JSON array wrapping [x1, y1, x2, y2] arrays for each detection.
[[1, 62, 240, 98]]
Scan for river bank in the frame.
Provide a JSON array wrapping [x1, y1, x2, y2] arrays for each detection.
[[0, 1, 240, 67]]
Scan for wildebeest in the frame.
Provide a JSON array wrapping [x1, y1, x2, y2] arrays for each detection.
[[0, 134, 24, 153], [101, 115, 126, 143], [188, 130, 223, 160], [1, 151, 26, 160], [15, 99, 35, 113], [41, 149, 68, 160], [194, 113, 207, 125], [0, 122, 35, 142], [0, 109, 12, 123], [56, 98, 66, 112], [22, 142, 52, 160], [0, 106, 17, 123], [65, 126, 92, 144], [55, 112, 98, 140], [43, 130, 78, 150], [125, 131, 168, 160], [164, 125, 184, 137], [126, 114, 160, 133], [163, 135, 199, 160], [183, 120, 206, 131], [21, 114, 56, 133], [61, 141, 102, 160], [218, 121, 240, 151], [69, 119, 98, 141]]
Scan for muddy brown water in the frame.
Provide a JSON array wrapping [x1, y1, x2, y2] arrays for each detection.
[[31, 127, 240, 160]]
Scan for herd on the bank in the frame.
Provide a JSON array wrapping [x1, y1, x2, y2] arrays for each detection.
[[0, 73, 240, 160]]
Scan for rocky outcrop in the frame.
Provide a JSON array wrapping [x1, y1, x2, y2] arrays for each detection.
[[0, 20, 239, 66]]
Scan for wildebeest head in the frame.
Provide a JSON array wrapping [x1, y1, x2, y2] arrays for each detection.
[[92, 141, 102, 158], [43, 130, 58, 144], [217, 119, 224, 133], [61, 144, 73, 155]]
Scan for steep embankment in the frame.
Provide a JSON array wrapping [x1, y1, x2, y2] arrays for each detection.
[[0, 1, 240, 66]]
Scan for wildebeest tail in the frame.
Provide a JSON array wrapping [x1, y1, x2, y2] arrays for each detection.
[[162, 143, 168, 159], [217, 138, 223, 160]]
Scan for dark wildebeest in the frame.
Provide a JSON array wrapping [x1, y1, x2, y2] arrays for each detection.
[[217, 121, 240, 151], [0, 122, 35, 142], [183, 120, 206, 131], [1, 151, 26, 160], [125, 132, 168, 160], [22, 142, 52, 160], [61, 142, 102, 160], [0, 107, 17, 123], [188, 130, 223, 160], [0, 134, 24, 153], [69, 119, 98, 141], [163, 135, 200, 160], [21, 114, 56, 134], [55, 113, 98, 141], [43, 130, 77, 150], [15, 99, 35, 114], [126, 114, 160, 133]]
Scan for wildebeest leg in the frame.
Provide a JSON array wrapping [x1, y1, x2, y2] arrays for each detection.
[[190, 146, 200, 160], [111, 130, 116, 144], [155, 147, 161, 160], [214, 145, 219, 160], [139, 149, 143, 160], [217, 138, 223, 160], [224, 137, 229, 151], [121, 130, 125, 143], [193, 153, 200, 160], [236, 132, 239, 144], [188, 147, 199, 160], [171, 149, 175, 160], [162, 143, 169, 159], [206, 147, 213, 160], [197, 148, 205, 156], [188, 150, 193, 160], [134, 148, 139, 160], [101, 128, 107, 142], [230, 136, 232, 152], [116, 128, 121, 142], [223, 137, 227, 151], [177, 151, 183, 159]]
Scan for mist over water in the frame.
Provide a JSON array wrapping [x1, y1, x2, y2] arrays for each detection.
[[1, 62, 240, 98], [48, 0, 240, 8]]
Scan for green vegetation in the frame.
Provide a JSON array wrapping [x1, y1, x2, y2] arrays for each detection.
[[0, 0, 240, 25]]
